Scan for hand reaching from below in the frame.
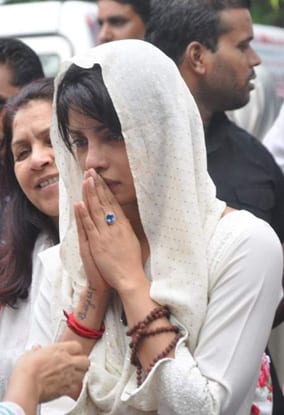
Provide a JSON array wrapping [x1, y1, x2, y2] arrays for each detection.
[[4, 341, 90, 414]]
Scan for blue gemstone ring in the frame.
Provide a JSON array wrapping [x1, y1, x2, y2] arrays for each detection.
[[105, 211, 116, 225]]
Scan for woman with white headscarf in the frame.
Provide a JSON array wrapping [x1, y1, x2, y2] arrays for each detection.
[[29, 40, 282, 415]]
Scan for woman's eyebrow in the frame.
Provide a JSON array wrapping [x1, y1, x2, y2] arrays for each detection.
[[68, 125, 106, 135], [12, 127, 50, 147]]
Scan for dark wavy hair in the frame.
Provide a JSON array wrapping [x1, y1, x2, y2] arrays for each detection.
[[0, 78, 58, 307], [146, 0, 251, 64]]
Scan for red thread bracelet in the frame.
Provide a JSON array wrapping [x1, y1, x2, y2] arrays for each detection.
[[63, 310, 105, 339]]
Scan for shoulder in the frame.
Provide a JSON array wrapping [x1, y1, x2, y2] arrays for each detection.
[[211, 209, 281, 255], [33, 232, 54, 257], [224, 118, 284, 178], [208, 210, 283, 288], [227, 118, 273, 152], [37, 243, 62, 284], [209, 113, 281, 166]]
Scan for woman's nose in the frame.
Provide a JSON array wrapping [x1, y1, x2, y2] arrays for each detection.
[[30, 146, 54, 169], [84, 145, 108, 172]]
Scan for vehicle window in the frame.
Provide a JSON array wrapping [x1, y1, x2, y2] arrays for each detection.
[[39, 53, 61, 77]]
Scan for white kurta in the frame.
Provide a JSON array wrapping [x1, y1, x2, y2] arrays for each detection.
[[28, 210, 283, 415], [0, 234, 51, 400]]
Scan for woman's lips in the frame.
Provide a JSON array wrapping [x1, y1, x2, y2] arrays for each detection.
[[103, 179, 120, 191]]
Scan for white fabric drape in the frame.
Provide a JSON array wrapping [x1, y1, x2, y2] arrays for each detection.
[[50, 39, 225, 331]]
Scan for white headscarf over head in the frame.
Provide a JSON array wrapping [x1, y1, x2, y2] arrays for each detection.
[[50, 40, 225, 413]]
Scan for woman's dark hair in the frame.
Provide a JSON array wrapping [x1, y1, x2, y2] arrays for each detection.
[[56, 63, 121, 153], [0, 77, 59, 307]]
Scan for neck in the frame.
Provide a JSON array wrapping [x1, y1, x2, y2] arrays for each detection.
[[195, 100, 213, 131], [51, 215, 59, 231], [178, 65, 213, 130]]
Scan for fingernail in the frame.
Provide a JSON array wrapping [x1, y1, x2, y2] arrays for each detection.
[[88, 177, 95, 187], [89, 168, 96, 179]]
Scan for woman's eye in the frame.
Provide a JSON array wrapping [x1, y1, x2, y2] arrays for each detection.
[[45, 136, 53, 148], [71, 137, 88, 149], [14, 148, 30, 161]]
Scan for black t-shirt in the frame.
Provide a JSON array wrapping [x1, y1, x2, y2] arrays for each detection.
[[206, 112, 284, 242]]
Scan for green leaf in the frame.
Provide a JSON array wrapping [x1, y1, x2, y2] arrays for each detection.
[[270, 0, 279, 10]]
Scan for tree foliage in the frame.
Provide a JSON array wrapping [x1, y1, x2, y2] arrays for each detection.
[[252, 0, 284, 27]]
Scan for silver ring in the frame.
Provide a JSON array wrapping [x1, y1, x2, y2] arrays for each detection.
[[105, 211, 116, 225]]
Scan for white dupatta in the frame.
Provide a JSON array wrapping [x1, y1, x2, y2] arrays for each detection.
[[49, 40, 225, 413]]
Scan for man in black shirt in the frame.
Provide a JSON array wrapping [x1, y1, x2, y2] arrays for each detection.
[[146, 1, 284, 413], [207, 112, 284, 241], [146, 0, 284, 242]]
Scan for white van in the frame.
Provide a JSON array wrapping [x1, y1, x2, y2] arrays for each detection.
[[253, 23, 284, 101], [0, 1, 99, 76]]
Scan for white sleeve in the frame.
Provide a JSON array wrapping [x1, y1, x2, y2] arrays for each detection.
[[124, 217, 283, 415], [26, 274, 53, 348], [26, 246, 79, 415], [0, 402, 25, 415], [26, 244, 64, 349]]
